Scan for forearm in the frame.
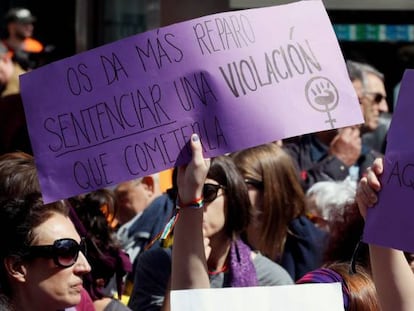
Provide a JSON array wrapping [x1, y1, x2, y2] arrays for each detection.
[[370, 244, 414, 311], [171, 207, 209, 290], [171, 133, 210, 291]]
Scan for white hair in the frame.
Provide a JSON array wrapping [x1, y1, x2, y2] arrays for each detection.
[[306, 177, 357, 221]]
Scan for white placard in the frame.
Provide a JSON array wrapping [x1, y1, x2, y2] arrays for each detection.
[[171, 283, 344, 311]]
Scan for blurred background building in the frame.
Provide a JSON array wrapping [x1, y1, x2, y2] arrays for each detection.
[[1, 0, 414, 111]]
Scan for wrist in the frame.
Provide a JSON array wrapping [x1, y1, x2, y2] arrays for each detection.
[[176, 195, 204, 209]]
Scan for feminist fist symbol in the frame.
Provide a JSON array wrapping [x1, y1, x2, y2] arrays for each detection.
[[305, 77, 339, 128]]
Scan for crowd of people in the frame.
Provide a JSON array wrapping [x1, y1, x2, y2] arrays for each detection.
[[0, 4, 411, 311]]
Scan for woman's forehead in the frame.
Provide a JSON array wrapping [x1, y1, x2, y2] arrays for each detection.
[[31, 213, 80, 244]]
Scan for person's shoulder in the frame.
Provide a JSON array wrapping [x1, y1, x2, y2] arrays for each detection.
[[289, 216, 324, 235], [253, 252, 294, 285], [133, 247, 172, 295], [129, 193, 175, 234], [283, 134, 313, 154], [102, 298, 131, 311], [288, 216, 328, 248], [143, 193, 174, 216], [137, 246, 172, 267]]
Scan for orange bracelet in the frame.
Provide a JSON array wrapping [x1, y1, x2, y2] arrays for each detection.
[[176, 195, 204, 209]]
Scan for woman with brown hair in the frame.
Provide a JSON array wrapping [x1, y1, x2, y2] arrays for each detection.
[[231, 143, 327, 280], [170, 136, 379, 311], [128, 150, 293, 311], [297, 262, 381, 311]]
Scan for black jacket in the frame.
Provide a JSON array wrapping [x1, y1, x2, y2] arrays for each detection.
[[281, 216, 328, 281], [284, 134, 381, 191]]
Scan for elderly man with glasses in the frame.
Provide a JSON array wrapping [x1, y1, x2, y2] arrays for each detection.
[[284, 60, 386, 191], [347, 60, 391, 154]]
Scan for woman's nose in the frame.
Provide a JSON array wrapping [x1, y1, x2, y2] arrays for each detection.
[[74, 251, 91, 274]]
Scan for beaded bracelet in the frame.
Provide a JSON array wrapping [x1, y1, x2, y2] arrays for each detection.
[[176, 195, 204, 209]]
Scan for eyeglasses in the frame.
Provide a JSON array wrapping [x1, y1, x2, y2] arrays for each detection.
[[244, 178, 264, 190], [203, 183, 226, 203], [26, 238, 87, 268], [363, 92, 386, 104]]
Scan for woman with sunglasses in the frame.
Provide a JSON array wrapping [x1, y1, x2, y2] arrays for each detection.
[[0, 193, 91, 311], [128, 139, 293, 311], [0, 151, 96, 310], [231, 143, 327, 281]]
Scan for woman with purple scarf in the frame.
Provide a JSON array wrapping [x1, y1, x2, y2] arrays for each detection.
[[128, 134, 293, 311]]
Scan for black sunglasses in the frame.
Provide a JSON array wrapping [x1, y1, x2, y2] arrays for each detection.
[[203, 183, 226, 203], [364, 92, 386, 104], [26, 238, 87, 268], [244, 178, 264, 190]]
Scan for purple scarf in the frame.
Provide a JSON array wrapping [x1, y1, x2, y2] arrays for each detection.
[[228, 239, 258, 287]]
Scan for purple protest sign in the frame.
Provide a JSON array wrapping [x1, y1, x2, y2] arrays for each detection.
[[19, 0, 363, 203], [363, 69, 414, 252]]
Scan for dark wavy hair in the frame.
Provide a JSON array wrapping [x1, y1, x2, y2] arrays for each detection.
[[68, 189, 132, 301], [0, 152, 40, 199], [0, 193, 67, 297], [207, 156, 252, 238]]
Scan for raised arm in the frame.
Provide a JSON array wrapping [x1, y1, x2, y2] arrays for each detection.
[[357, 158, 414, 311], [171, 133, 210, 290]]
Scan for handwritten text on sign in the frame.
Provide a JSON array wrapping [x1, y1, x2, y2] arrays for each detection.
[[363, 70, 414, 253], [20, 0, 363, 203]]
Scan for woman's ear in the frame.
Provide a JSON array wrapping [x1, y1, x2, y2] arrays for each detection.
[[3, 256, 28, 283], [142, 176, 155, 193]]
